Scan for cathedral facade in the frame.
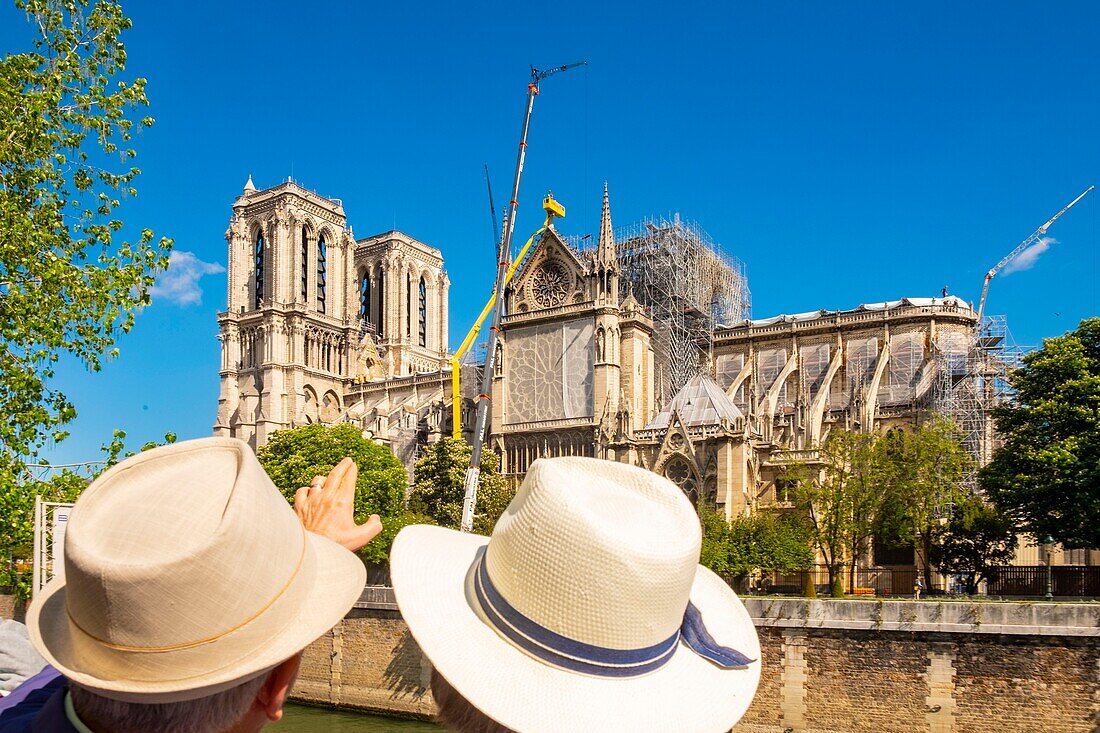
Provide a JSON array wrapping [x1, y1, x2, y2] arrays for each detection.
[[215, 178, 977, 518]]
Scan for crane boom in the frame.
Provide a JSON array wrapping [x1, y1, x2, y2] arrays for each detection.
[[458, 62, 586, 533], [976, 185, 1094, 322]]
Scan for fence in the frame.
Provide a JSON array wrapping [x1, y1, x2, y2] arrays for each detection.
[[761, 565, 1100, 598], [985, 565, 1100, 598], [765, 566, 920, 597]]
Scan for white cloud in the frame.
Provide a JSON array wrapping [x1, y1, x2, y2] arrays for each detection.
[[150, 251, 225, 306], [1002, 236, 1055, 276]]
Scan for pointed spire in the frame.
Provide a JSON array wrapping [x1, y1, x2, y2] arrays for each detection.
[[597, 181, 615, 266], [243, 174, 256, 193]]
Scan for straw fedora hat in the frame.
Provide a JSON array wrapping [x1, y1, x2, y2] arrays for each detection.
[[27, 437, 366, 703], [391, 457, 761, 733]]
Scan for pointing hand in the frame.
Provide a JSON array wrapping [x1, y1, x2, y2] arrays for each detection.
[[294, 457, 383, 552]]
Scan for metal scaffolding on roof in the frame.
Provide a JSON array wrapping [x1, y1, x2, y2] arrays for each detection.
[[613, 214, 751, 405], [928, 314, 1026, 493]]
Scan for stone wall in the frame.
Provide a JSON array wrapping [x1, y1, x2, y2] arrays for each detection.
[[291, 593, 1100, 732], [293, 603, 436, 719], [8, 589, 1096, 730], [0, 594, 23, 623]]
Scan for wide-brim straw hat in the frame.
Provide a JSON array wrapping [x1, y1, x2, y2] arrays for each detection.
[[27, 437, 366, 703], [391, 457, 761, 733]]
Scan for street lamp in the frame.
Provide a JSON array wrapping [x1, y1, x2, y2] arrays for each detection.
[[1042, 534, 1054, 601]]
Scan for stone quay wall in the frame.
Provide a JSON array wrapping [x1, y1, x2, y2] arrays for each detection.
[[4, 591, 1097, 730], [289, 592, 1100, 732]]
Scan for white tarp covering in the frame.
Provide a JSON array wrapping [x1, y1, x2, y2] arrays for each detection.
[[505, 319, 594, 424], [802, 343, 831, 401], [880, 332, 925, 404], [845, 337, 879, 401], [938, 331, 971, 376], [715, 353, 744, 391]]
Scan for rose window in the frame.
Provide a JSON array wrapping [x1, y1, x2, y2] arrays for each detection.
[[531, 261, 570, 308]]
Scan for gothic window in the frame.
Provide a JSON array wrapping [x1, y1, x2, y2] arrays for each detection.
[[253, 229, 264, 309], [406, 273, 412, 337], [359, 272, 371, 324], [300, 226, 309, 302], [664, 456, 699, 504], [418, 276, 427, 347], [376, 269, 385, 338], [316, 234, 327, 313], [530, 260, 570, 308]]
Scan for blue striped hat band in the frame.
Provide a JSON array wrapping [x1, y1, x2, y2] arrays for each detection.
[[473, 555, 755, 678]]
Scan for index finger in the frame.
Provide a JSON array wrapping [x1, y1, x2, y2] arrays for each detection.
[[322, 456, 355, 492], [338, 457, 358, 500]]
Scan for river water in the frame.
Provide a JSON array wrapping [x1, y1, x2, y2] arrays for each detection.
[[277, 703, 440, 731]]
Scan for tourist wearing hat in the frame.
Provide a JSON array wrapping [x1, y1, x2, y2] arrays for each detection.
[[0, 437, 382, 733], [391, 457, 761, 733]]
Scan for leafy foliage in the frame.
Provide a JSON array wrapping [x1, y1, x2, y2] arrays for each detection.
[[785, 420, 972, 595], [256, 424, 409, 564], [698, 506, 813, 583], [785, 431, 885, 596], [876, 418, 971, 585], [409, 437, 514, 535], [0, 0, 172, 483], [0, 429, 176, 599], [981, 317, 1100, 548], [930, 495, 1017, 595]]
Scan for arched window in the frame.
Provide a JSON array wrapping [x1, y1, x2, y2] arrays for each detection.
[[664, 457, 699, 505], [376, 269, 385, 338], [418, 276, 427, 347], [300, 226, 309, 302], [406, 272, 412, 337], [253, 229, 265, 309], [359, 272, 371, 324], [316, 234, 327, 313]]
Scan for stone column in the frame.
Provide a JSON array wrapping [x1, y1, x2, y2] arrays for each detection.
[[925, 643, 957, 732], [779, 629, 808, 732], [439, 271, 450, 357]]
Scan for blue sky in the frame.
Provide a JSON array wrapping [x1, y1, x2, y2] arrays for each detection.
[[3, 1, 1097, 463]]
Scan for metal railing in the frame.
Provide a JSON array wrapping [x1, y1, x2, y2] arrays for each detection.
[[985, 566, 1100, 598], [762, 566, 920, 597]]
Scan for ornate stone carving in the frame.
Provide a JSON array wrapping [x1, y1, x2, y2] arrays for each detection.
[[529, 260, 571, 308]]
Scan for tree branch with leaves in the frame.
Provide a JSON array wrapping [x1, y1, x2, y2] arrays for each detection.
[[1, 0, 171, 484]]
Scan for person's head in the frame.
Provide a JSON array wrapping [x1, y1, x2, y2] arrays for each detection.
[[392, 457, 762, 733], [26, 438, 367, 731], [68, 654, 300, 733]]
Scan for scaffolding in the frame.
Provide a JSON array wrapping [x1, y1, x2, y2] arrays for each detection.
[[611, 215, 750, 404], [928, 314, 1026, 492]]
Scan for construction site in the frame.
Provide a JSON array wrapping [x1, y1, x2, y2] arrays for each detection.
[[569, 214, 751, 405], [207, 62, 1093, 563]]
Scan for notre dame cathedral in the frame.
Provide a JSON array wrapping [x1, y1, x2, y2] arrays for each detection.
[[215, 176, 978, 520]]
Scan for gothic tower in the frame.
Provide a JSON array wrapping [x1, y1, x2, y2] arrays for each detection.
[[214, 178, 449, 449]]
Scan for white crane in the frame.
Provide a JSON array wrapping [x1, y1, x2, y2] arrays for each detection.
[[976, 186, 1094, 322]]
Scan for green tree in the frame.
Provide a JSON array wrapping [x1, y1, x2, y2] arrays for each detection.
[[0, 428, 176, 599], [930, 495, 1018, 595], [1, 0, 172, 493], [878, 419, 971, 586], [981, 317, 1100, 548], [257, 424, 410, 564], [409, 437, 514, 535], [786, 431, 885, 597], [698, 507, 814, 590]]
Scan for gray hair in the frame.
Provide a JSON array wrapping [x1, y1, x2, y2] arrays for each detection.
[[69, 672, 268, 733], [430, 668, 514, 733]]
